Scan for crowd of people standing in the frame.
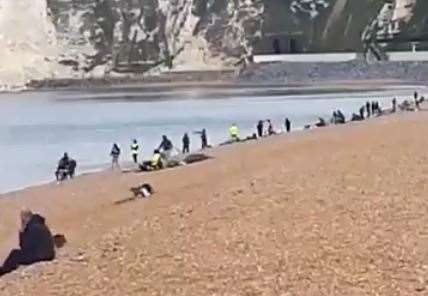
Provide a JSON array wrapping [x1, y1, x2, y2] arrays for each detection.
[[55, 93, 424, 180]]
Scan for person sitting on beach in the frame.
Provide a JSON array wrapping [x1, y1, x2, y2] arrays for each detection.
[[140, 150, 163, 171], [0, 209, 55, 277], [228, 123, 240, 142], [351, 113, 364, 121], [110, 143, 121, 169], [315, 117, 327, 127], [335, 110, 345, 124]]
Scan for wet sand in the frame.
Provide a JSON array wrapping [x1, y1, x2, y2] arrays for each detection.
[[1, 110, 428, 295]]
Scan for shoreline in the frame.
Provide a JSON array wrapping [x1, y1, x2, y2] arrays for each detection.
[[0, 86, 424, 196], [24, 79, 427, 94], [0, 103, 414, 198]]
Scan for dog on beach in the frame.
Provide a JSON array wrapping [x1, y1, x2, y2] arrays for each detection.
[[130, 183, 154, 198]]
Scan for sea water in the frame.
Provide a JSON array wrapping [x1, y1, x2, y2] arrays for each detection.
[[0, 86, 420, 193]]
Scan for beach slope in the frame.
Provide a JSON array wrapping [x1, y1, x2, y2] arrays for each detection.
[[1, 112, 428, 295]]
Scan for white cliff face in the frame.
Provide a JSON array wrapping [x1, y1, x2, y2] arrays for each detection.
[[0, 0, 425, 89], [0, 0, 71, 89]]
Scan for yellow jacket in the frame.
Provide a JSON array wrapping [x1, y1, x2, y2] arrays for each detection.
[[229, 125, 239, 138], [151, 153, 161, 167]]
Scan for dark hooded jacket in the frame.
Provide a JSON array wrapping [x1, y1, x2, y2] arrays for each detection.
[[19, 214, 55, 263]]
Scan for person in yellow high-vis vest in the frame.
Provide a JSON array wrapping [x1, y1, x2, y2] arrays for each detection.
[[228, 123, 239, 141]]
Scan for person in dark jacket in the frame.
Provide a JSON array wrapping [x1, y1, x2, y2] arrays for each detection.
[[257, 120, 264, 138], [182, 133, 190, 154], [55, 153, 77, 181], [285, 118, 291, 133], [359, 106, 365, 119], [201, 129, 208, 149], [366, 101, 371, 117], [110, 143, 121, 169], [158, 135, 173, 151], [194, 129, 209, 149], [0, 210, 55, 276]]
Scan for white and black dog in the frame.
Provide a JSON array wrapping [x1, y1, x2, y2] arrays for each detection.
[[130, 183, 154, 198]]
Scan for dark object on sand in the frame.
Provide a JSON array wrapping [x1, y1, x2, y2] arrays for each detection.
[[244, 134, 258, 141], [53, 234, 67, 249], [315, 117, 327, 127], [399, 100, 413, 111], [130, 183, 154, 198], [0, 212, 55, 277], [183, 153, 212, 164], [351, 113, 364, 121]]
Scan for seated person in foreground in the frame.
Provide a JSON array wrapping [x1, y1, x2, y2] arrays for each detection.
[[140, 150, 163, 171], [0, 210, 55, 277]]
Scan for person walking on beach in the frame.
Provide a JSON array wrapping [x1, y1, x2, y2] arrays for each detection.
[[201, 129, 208, 149], [285, 118, 291, 133], [182, 133, 190, 154], [257, 120, 264, 138], [392, 98, 397, 113], [110, 143, 121, 169], [228, 123, 240, 142], [130, 139, 139, 164]]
